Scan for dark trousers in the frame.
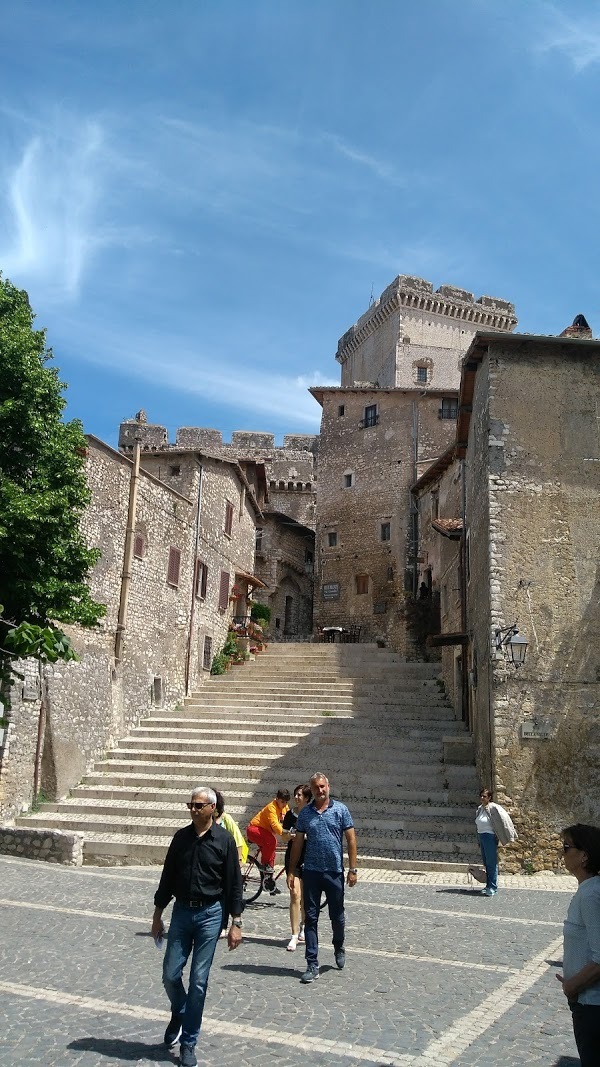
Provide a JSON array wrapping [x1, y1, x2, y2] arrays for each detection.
[[302, 869, 345, 967], [570, 1002, 600, 1067]]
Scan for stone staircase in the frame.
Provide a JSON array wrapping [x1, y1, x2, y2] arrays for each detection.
[[18, 644, 481, 870]]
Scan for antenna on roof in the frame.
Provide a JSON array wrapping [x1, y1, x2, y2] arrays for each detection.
[[369, 284, 374, 307]]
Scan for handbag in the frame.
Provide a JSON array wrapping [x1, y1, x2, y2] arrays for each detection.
[[467, 864, 487, 884]]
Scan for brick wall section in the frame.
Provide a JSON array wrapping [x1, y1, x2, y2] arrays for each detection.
[[465, 337, 600, 868]]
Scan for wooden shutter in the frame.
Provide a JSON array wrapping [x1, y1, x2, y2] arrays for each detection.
[[167, 546, 181, 587], [224, 500, 234, 536], [218, 570, 230, 611], [195, 559, 207, 599], [133, 533, 145, 559], [355, 574, 369, 594]]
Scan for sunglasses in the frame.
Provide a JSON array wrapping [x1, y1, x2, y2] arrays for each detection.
[[187, 801, 213, 811]]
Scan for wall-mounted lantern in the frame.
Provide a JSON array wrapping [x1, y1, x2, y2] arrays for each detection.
[[494, 625, 528, 668]]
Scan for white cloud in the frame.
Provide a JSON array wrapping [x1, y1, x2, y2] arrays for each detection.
[[0, 115, 124, 300], [536, 4, 600, 71]]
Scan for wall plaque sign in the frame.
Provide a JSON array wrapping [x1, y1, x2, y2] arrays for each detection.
[[322, 582, 340, 600], [521, 720, 554, 740]]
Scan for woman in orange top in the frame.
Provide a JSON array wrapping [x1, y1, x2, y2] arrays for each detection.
[[247, 789, 290, 890]]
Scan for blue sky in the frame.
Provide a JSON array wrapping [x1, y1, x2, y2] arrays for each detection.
[[1, 0, 599, 445]]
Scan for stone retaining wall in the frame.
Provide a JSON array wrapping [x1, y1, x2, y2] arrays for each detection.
[[0, 826, 84, 865]]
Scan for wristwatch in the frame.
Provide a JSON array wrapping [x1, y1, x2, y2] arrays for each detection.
[[231, 918, 243, 928], [348, 868, 358, 874]]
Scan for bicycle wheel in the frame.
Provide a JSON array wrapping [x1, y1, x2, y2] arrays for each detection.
[[241, 859, 264, 904]]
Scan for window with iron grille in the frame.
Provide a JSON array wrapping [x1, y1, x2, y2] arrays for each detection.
[[133, 532, 146, 559], [202, 636, 212, 671], [439, 397, 458, 419], [361, 404, 378, 428], [195, 559, 208, 599], [381, 522, 391, 541], [224, 500, 234, 537], [416, 366, 428, 384], [167, 546, 181, 587], [218, 570, 230, 611], [355, 574, 369, 594]]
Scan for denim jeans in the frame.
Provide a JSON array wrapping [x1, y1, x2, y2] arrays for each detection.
[[302, 870, 345, 967], [162, 900, 222, 1046], [478, 832, 498, 891], [570, 1001, 600, 1067]]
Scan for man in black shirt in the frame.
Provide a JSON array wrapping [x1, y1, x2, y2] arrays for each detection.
[[152, 786, 243, 1067]]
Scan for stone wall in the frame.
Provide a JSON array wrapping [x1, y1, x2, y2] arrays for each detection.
[[466, 336, 600, 868], [254, 514, 314, 639], [0, 826, 84, 865], [0, 439, 258, 821], [313, 388, 456, 650]]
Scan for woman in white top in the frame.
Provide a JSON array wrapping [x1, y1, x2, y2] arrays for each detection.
[[557, 823, 600, 1067], [474, 788, 517, 897]]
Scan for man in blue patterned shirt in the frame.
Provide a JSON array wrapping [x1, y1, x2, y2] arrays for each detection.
[[287, 771, 358, 984]]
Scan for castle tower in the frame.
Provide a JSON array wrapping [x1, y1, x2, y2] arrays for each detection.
[[336, 275, 516, 391]]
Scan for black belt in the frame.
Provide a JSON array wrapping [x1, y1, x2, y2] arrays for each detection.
[[178, 897, 220, 909]]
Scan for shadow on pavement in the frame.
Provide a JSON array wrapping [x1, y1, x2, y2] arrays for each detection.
[[435, 887, 483, 896], [222, 962, 298, 977], [553, 1058, 580, 1066], [67, 1037, 173, 1062]]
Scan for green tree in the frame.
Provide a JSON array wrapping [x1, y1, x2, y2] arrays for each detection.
[[0, 275, 105, 715]]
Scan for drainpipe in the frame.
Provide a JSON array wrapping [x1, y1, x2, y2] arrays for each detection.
[[114, 440, 141, 665], [184, 462, 204, 695], [459, 458, 469, 728], [410, 399, 419, 596]]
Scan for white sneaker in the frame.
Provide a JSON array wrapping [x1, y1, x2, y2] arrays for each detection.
[[298, 928, 305, 944], [287, 935, 298, 951]]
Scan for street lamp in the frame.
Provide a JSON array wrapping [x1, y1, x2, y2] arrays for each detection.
[[494, 625, 528, 668]]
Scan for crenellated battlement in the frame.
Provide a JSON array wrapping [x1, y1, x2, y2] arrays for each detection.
[[336, 274, 517, 366]]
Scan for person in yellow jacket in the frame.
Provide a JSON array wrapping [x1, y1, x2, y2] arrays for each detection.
[[214, 790, 248, 863], [247, 789, 291, 891]]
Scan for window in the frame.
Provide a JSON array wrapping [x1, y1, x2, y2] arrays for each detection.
[[416, 366, 428, 384], [202, 636, 212, 671], [218, 570, 230, 611], [255, 527, 263, 552], [355, 574, 369, 594], [167, 546, 181, 587], [169, 464, 181, 476], [380, 522, 391, 542], [133, 532, 146, 559], [305, 549, 313, 563], [338, 404, 345, 416], [431, 491, 439, 519], [195, 559, 208, 599], [327, 531, 338, 547], [224, 500, 234, 537], [361, 404, 378, 428], [152, 676, 164, 705], [343, 472, 354, 488], [439, 397, 458, 420]]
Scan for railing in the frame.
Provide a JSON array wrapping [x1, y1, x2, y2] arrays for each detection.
[[359, 414, 379, 429]]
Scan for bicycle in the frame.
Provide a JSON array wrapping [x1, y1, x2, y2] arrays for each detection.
[[241, 849, 286, 905]]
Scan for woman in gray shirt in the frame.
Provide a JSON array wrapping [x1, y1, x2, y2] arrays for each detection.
[[558, 823, 600, 1066]]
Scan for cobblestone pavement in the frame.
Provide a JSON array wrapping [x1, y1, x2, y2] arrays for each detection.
[[0, 856, 581, 1067]]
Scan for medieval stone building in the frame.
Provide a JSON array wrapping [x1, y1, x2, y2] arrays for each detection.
[[312, 275, 516, 649]]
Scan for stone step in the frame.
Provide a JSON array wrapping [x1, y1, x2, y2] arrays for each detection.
[[183, 698, 453, 715], [123, 731, 447, 753], [77, 776, 479, 806], [141, 716, 467, 736], [58, 788, 477, 820], [102, 749, 452, 772], [132, 721, 467, 741], [36, 797, 476, 833]]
